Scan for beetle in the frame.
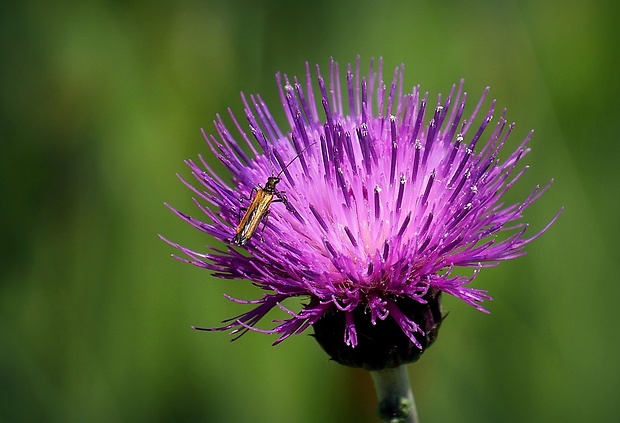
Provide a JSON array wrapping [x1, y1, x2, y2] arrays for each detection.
[[231, 143, 315, 246]]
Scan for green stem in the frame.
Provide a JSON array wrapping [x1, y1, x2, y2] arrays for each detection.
[[370, 365, 418, 423]]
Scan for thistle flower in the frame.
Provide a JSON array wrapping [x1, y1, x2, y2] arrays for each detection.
[[162, 58, 559, 372]]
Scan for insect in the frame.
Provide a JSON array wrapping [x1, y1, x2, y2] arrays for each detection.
[[232, 142, 315, 246]]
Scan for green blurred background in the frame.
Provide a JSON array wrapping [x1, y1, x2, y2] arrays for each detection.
[[2, 0, 618, 422]]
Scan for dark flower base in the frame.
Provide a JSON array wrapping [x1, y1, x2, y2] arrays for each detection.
[[312, 290, 444, 371]]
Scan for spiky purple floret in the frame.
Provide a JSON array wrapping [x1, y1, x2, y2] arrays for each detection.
[[162, 57, 560, 348]]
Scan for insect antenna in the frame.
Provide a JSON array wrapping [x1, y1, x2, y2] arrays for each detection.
[[275, 141, 317, 178], [267, 144, 277, 177]]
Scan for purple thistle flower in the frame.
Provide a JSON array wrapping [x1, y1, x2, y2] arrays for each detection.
[[162, 57, 560, 370]]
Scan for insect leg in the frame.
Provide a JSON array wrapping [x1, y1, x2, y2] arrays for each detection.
[[236, 187, 255, 221], [239, 187, 257, 203], [258, 209, 271, 243], [274, 190, 297, 212], [237, 206, 249, 223]]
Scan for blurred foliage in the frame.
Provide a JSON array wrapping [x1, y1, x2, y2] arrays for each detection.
[[1, 0, 619, 422]]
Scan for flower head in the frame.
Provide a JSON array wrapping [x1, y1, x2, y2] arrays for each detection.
[[163, 58, 560, 370]]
